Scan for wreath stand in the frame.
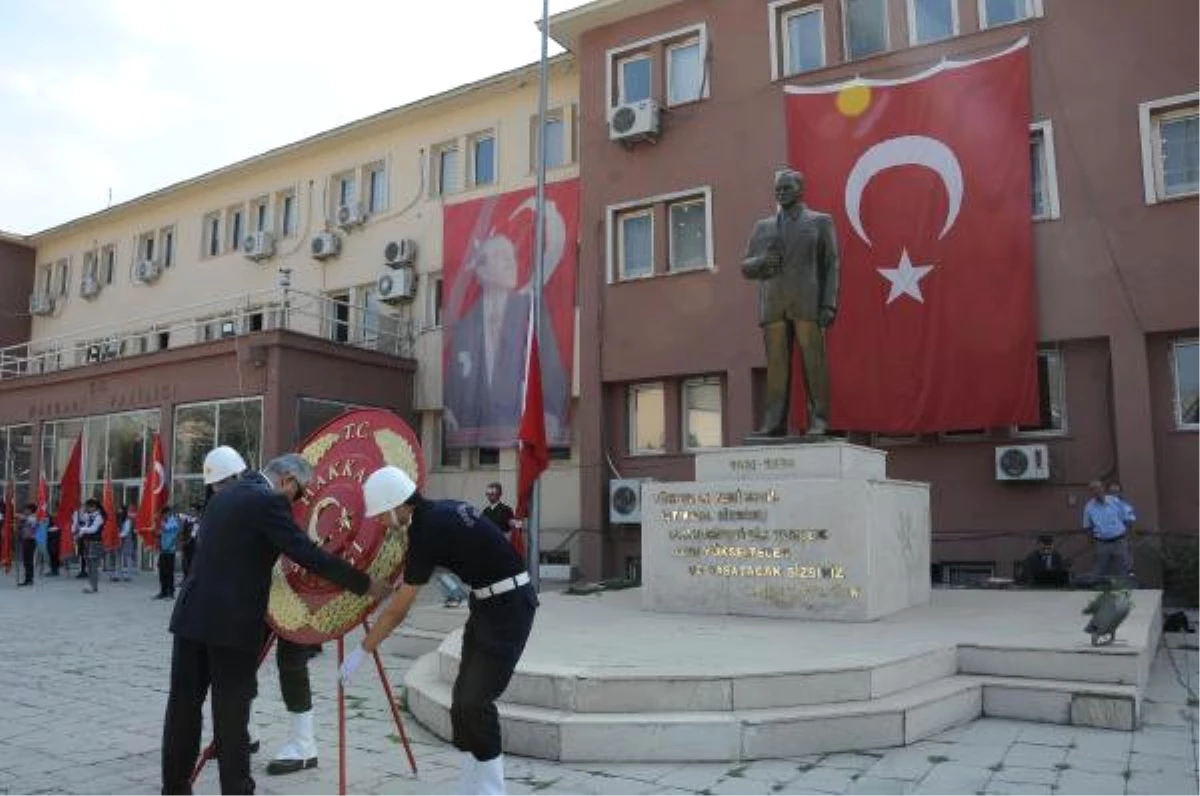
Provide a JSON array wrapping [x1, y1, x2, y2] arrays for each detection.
[[190, 620, 418, 794]]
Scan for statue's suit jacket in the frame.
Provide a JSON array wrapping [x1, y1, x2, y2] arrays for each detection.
[[742, 206, 840, 325]]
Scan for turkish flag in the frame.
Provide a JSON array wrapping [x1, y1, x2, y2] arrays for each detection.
[[136, 434, 166, 550], [1, 481, 13, 574], [516, 311, 549, 525], [101, 477, 120, 551], [54, 437, 82, 560], [785, 41, 1038, 433]]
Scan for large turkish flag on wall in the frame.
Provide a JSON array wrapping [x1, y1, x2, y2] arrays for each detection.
[[785, 40, 1038, 433]]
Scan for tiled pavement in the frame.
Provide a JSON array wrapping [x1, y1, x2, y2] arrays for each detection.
[[0, 571, 1195, 795]]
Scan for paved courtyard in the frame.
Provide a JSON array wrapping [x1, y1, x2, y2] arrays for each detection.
[[0, 571, 1195, 795]]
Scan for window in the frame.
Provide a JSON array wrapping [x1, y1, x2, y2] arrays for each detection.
[[137, 231, 156, 263], [907, 0, 956, 44], [844, 0, 888, 60], [1030, 120, 1061, 221], [469, 133, 496, 187], [668, 196, 709, 271], [1014, 349, 1065, 435], [203, 212, 222, 257], [1139, 95, 1200, 204], [1172, 338, 1198, 429], [618, 53, 652, 104], [628, 383, 666, 454], [438, 414, 462, 469], [327, 292, 351, 343], [160, 227, 175, 268], [683, 377, 722, 449], [335, 172, 357, 210], [82, 250, 98, 282], [608, 187, 713, 282], [433, 142, 461, 196], [37, 264, 51, 295], [278, 190, 298, 237], [250, 196, 270, 232], [667, 38, 703, 106], [296, 397, 359, 442], [100, 245, 116, 284], [617, 208, 654, 279], [55, 258, 70, 297], [773, 2, 825, 78], [978, 0, 1041, 28], [227, 206, 244, 251], [367, 163, 388, 213], [475, 447, 500, 468], [173, 398, 262, 510], [427, 273, 444, 328], [532, 105, 576, 172], [0, 424, 33, 503]]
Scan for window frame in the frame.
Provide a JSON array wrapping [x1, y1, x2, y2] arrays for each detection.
[[226, 205, 245, 252], [605, 23, 708, 111], [606, 186, 715, 283], [628, 382, 667, 455], [977, 0, 1043, 29], [159, 226, 175, 268], [203, 212, 222, 258], [770, 1, 827, 80], [842, 0, 890, 61], [667, 194, 713, 273], [1171, 337, 1199, 431], [1030, 119, 1062, 221], [366, 161, 388, 213], [1138, 93, 1200, 204], [682, 376, 723, 451], [1011, 347, 1067, 438], [101, 244, 117, 285], [276, 188, 298, 238], [468, 131, 497, 188], [432, 141, 462, 197], [426, 273, 444, 329], [55, 258, 70, 297], [906, 0, 958, 45], [616, 52, 653, 106]]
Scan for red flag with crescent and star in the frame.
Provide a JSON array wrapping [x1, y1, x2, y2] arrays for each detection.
[[136, 433, 166, 550], [784, 40, 1038, 433]]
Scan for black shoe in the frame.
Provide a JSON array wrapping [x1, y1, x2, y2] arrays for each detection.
[[17, 581, 32, 587], [266, 757, 318, 776], [153, 593, 169, 600], [249, 740, 260, 754], [75, 572, 89, 579]]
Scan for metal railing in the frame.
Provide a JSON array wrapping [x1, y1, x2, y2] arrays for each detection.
[[0, 288, 415, 381]]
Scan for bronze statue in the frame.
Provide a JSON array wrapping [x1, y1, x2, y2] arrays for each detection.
[[742, 169, 839, 437]]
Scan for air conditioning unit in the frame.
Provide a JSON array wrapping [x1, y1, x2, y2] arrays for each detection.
[[310, 231, 342, 260], [384, 238, 417, 267], [80, 274, 101, 299], [377, 266, 416, 303], [242, 231, 275, 261], [995, 444, 1050, 481], [29, 293, 55, 316], [136, 259, 163, 283], [608, 98, 660, 143], [609, 478, 648, 524], [336, 201, 365, 229]]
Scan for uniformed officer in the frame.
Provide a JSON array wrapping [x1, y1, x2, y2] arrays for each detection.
[[339, 466, 537, 796], [161, 453, 391, 795]]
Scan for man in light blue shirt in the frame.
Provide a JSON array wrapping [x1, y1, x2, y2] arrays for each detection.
[[1082, 480, 1133, 583]]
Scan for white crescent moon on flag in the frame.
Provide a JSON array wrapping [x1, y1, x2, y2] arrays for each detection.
[[152, 462, 166, 494], [844, 135, 963, 246], [512, 196, 566, 293]]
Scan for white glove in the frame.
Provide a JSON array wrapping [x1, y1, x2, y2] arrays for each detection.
[[339, 645, 367, 686]]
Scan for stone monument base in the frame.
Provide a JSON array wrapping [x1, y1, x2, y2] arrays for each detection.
[[403, 587, 1162, 762]]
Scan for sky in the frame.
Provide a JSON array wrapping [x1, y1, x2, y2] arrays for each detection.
[[0, 0, 594, 236]]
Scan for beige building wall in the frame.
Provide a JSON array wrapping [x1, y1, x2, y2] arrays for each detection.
[[20, 56, 583, 563]]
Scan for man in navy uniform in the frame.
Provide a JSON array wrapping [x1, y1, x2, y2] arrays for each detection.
[[161, 453, 390, 795], [339, 465, 537, 796]]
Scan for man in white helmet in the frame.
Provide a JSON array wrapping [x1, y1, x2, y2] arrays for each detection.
[[339, 466, 536, 796], [162, 453, 392, 795]]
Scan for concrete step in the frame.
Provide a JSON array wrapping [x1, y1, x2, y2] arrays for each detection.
[[978, 674, 1141, 730], [404, 653, 982, 762], [432, 632, 958, 712], [381, 627, 454, 659]]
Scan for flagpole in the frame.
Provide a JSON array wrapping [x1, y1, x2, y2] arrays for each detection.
[[529, 0, 550, 593]]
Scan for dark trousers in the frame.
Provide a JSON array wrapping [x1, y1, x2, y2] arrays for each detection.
[[46, 531, 60, 575], [761, 319, 830, 433], [182, 540, 196, 577], [450, 585, 537, 761], [276, 638, 321, 713], [76, 539, 89, 576], [20, 538, 36, 583], [158, 552, 176, 597], [162, 635, 258, 795]]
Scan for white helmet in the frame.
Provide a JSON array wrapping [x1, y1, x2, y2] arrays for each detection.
[[203, 446, 247, 485], [363, 466, 417, 517]]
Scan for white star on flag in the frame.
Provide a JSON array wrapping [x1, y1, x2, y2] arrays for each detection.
[[878, 249, 934, 304]]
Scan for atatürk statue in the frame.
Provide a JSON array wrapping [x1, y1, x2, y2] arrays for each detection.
[[742, 169, 840, 437]]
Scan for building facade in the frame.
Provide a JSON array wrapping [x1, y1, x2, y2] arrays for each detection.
[[551, 0, 1197, 585], [0, 58, 584, 563]]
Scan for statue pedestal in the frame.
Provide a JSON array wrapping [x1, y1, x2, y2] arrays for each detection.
[[641, 442, 931, 621]]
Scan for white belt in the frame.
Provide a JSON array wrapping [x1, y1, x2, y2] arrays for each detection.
[[472, 572, 530, 600]]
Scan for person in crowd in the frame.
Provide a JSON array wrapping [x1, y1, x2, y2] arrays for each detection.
[[76, 497, 106, 594], [116, 505, 136, 582], [154, 507, 181, 600], [1082, 480, 1134, 585], [1021, 534, 1070, 588], [18, 502, 38, 587]]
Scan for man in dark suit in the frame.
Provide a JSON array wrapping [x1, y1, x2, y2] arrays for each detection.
[[1022, 534, 1070, 588], [742, 169, 840, 437], [161, 453, 390, 795]]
